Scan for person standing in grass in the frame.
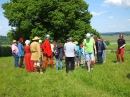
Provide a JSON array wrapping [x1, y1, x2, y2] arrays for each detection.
[[18, 37, 24, 68], [55, 40, 64, 71], [73, 41, 80, 68], [83, 33, 97, 72], [11, 40, 19, 67], [102, 38, 107, 63], [24, 40, 34, 72], [30, 36, 43, 74], [116, 34, 126, 64], [79, 43, 85, 67], [64, 37, 76, 73], [95, 36, 105, 64], [42, 34, 54, 68]]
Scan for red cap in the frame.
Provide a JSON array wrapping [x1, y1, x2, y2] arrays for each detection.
[[19, 38, 24, 42]]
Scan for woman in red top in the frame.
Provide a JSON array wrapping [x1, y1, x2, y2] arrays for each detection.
[[24, 40, 34, 72]]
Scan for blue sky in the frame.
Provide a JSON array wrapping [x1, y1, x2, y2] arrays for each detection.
[[0, 0, 130, 36]]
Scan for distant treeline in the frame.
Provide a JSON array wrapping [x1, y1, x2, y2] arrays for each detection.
[[100, 31, 130, 36], [0, 36, 11, 45]]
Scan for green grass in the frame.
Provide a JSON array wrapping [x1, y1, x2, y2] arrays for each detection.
[[107, 44, 130, 51], [0, 53, 130, 97]]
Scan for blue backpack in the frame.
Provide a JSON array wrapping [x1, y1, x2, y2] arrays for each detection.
[[75, 45, 80, 56]]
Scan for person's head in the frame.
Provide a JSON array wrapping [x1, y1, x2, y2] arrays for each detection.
[[19, 37, 24, 43], [119, 34, 123, 39], [50, 40, 53, 43], [25, 40, 30, 45], [66, 38, 69, 42], [12, 40, 17, 45], [39, 40, 42, 44], [57, 40, 62, 46], [32, 36, 40, 42], [46, 34, 50, 40], [86, 33, 91, 39], [69, 37, 73, 42], [102, 38, 104, 42], [80, 43, 83, 48], [90, 34, 94, 38], [97, 36, 101, 40]]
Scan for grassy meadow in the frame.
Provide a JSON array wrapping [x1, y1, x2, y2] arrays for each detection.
[[0, 53, 130, 97], [101, 35, 130, 45]]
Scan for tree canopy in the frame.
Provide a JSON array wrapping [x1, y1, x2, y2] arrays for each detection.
[[2, 0, 100, 43]]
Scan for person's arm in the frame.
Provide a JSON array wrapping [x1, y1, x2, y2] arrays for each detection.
[[120, 40, 126, 49], [94, 41, 97, 55]]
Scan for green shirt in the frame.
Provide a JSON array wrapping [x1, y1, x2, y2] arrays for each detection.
[[83, 38, 95, 53]]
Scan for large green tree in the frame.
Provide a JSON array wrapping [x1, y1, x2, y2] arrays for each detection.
[[2, 0, 99, 43]]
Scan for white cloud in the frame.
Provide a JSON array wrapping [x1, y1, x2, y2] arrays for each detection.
[[108, 25, 116, 28], [0, 26, 2, 29], [109, 16, 113, 18], [91, 11, 107, 16], [102, 0, 130, 7], [121, 25, 125, 28]]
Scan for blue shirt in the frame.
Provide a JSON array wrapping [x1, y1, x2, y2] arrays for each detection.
[[18, 43, 24, 57]]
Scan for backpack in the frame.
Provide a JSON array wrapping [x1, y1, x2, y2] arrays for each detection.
[[54, 45, 59, 56], [75, 45, 80, 56]]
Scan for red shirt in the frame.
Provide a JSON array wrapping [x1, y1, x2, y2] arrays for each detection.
[[42, 40, 52, 56]]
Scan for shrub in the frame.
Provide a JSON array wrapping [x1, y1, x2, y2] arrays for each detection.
[[105, 40, 110, 45], [0, 46, 12, 57]]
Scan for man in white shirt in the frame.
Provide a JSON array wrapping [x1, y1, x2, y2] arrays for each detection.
[[64, 37, 76, 73]]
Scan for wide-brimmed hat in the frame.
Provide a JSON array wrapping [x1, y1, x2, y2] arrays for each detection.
[[73, 41, 78, 45], [13, 40, 17, 43], [32, 36, 40, 40]]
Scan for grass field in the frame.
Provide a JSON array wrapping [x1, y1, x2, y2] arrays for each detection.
[[107, 44, 130, 51], [0, 53, 130, 97], [101, 35, 130, 44]]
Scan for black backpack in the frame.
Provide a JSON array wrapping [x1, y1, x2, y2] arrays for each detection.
[[54, 46, 59, 56]]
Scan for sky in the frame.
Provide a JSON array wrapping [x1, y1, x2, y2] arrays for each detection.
[[0, 0, 130, 36]]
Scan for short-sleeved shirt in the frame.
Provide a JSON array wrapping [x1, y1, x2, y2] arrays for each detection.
[[64, 42, 76, 57], [117, 39, 126, 49], [83, 38, 95, 53], [18, 43, 24, 57], [11, 44, 19, 54]]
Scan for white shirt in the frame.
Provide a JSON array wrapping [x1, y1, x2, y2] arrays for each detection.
[[50, 43, 54, 52], [64, 42, 76, 57]]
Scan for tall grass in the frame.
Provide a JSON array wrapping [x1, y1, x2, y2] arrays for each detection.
[[0, 53, 130, 97]]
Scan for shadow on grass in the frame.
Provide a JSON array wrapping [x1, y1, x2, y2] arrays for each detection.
[[112, 60, 117, 63], [126, 73, 130, 80]]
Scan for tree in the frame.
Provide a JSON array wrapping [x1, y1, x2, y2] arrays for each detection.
[[2, 0, 100, 43]]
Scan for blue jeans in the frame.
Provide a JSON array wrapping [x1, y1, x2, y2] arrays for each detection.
[[97, 52, 103, 64], [12, 53, 19, 67], [56, 59, 62, 70]]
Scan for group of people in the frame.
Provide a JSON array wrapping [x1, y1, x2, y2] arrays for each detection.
[[11, 33, 126, 73]]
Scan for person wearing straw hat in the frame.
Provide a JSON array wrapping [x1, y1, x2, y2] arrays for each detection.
[[24, 40, 34, 72], [11, 40, 19, 67], [42, 34, 54, 68], [30, 36, 43, 74]]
